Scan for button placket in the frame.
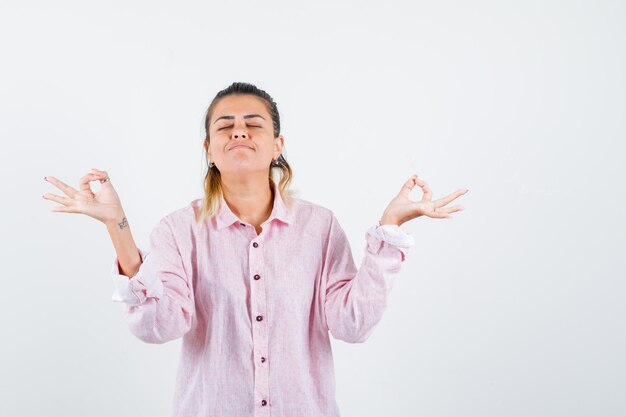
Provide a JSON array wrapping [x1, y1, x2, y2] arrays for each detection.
[[250, 238, 270, 416]]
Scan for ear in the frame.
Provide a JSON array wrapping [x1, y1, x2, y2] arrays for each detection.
[[274, 134, 285, 159]]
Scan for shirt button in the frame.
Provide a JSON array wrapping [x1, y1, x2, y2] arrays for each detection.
[[261, 400, 267, 406], [254, 274, 260, 280], [261, 357, 266, 363], [256, 315, 263, 321], [252, 242, 258, 248]]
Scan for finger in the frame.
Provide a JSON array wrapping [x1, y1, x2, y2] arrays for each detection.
[[428, 210, 452, 219], [399, 174, 419, 198], [79, 173, 99, 194], [438, 204, 464, 214], [44, 176, 79, 198], [51, 204, 79, 213], [414, 177, 432, 202], [90, 168, 109, 177], [434, 189, 468, 209], [42, 193, 73, 206], [418, 206, 452, 219], [89, 169, 112, 186]]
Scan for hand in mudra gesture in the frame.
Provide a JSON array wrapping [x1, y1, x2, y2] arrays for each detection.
[[380, 174, 467, 226], [42, 168, 124, 224]]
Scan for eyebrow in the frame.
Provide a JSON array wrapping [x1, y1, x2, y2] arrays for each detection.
[[213, 114, 266, 124]]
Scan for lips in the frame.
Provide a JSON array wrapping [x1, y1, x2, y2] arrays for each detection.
[[229, 145, 253, 150]]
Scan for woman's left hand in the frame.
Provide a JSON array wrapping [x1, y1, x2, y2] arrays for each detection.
[[379, 175, 468, 226]]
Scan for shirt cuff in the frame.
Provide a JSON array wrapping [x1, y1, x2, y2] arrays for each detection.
[[110, 248, 163, 305], [369, 224, 416, 247]]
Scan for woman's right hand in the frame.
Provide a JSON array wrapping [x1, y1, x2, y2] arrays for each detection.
[[43, 168, 124, 225]]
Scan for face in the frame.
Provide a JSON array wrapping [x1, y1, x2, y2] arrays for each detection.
[[205, 94, 284, 177]]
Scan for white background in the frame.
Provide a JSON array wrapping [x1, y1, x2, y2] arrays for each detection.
[[1, 0, 624, 416]]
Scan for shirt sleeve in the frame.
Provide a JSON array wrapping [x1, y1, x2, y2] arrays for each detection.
[[111, 247, 162, 305], [369, 224, 416, 261], [322, 213, 414, 344], [109, 218, 195, 344]]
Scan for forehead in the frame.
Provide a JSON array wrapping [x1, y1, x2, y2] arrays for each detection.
[[212, 94, 269, 120]]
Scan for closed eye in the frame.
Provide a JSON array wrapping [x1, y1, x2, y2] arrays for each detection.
[[218, 125, 262, 131]]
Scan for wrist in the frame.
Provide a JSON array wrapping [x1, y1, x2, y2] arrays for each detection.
[[105, 212, 128, 231], [379, 217, 401, 227]]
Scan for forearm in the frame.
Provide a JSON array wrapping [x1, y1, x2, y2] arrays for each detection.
[[109, 216, 196, 344], [105, 211, 141, 278]]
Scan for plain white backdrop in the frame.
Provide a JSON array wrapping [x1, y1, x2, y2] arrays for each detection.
[[1, 0, 624, 416]]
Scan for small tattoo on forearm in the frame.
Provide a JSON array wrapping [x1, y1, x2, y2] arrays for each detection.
[[118, 217, 128, 230]]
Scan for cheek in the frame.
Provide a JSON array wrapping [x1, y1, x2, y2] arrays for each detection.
[[209, 137, 228, 150]]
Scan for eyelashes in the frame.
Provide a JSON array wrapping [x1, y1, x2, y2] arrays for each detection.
[[218, 125, 261, 131]]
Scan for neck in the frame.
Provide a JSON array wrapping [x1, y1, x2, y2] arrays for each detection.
[[221, 175, 275, 225]]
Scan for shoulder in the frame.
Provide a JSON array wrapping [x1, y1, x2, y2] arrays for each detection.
[[152, 198, 203, 236], [291, 196, 334, 219], [288, 197, 338, 235]]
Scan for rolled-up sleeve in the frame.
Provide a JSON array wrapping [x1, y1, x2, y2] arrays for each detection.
[[111, 247, 162, 305], [322, 213, 414, 344], [110, 218, 195, 344]]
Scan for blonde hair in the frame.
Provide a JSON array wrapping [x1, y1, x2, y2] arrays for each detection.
[[195, 82, 298, 225]]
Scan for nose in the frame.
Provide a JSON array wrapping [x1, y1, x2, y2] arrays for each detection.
[[231, 123, 248, 139], [229, 128, 250, 150]]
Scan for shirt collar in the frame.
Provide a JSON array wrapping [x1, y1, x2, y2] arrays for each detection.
[[215, 180, 292, 230]]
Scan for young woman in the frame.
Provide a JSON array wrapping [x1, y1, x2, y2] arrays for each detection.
[[42, 82, 467, 417]]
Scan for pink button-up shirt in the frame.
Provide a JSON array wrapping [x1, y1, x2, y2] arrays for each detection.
[[111, 181, 415, 417]]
